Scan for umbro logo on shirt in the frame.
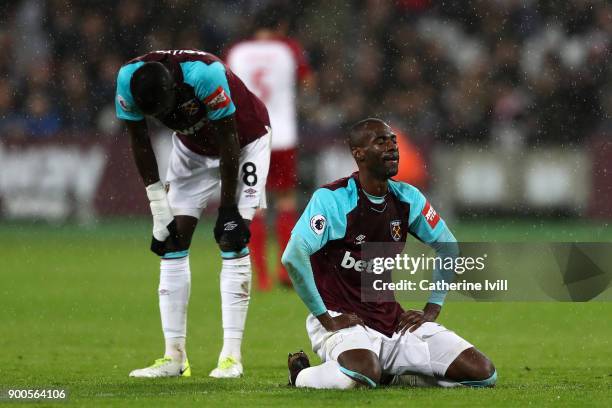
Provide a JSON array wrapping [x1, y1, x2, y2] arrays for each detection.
[[355, 234, 366, 245]]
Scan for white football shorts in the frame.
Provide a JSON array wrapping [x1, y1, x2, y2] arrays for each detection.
[[165, 128, 271, 220], [306, 310, 473, 377]]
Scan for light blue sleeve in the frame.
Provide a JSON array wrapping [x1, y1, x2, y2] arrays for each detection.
[[428, 227, 459, 305], [281, 186, 355, 315], [180, 61, 236, 121], [115, 62, 145, 121], [281, 235, 327, 316], [388, 180, 458, 305], [291, 188, 351, 254]]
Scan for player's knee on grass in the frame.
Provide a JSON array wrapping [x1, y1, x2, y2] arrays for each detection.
[[445, 347, 496, 386], [337, 349, 382, 387]]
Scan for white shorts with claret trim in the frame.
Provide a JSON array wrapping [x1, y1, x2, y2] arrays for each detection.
[[306, 310, 473, 377], [165, 129, 271, 220]]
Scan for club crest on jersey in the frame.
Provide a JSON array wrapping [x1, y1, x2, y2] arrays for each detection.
[[204, 86, 231, 110], [390, 220, 402, 241], [310, 214, 326, 235], [421, 201, 440, 229], [181, 99, 199, 115]]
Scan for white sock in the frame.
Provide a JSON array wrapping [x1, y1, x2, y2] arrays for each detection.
[[159, 256, 191, 362], [295, 360, 357, 389], [164, 337, 186, 363], [219, 254, 251, 362]]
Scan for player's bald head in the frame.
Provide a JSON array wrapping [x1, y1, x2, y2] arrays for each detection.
[[348, 118, 390, 148], [348, 118, 399, 179], [130, 61, 176, 116]]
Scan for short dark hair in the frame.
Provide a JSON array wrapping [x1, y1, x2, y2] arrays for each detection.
[[348, 118, 387, 148], [130, 62, 174, 114]]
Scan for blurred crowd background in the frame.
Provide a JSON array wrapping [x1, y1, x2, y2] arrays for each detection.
[[0, 0, 611, 220], [2, 0, 610, 143]]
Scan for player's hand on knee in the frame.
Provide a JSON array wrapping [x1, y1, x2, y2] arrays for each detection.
[[396, 303, 441, 334], [214, 205, 251, 251], [150, 218, 179, 256], [396, 309, 423, 335], [422, 302, 441, 322], [146, 181, 176, 256], [318, 312, 364, 332]]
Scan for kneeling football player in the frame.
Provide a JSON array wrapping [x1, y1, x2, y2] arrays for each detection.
[[282, 119, 496, 389]]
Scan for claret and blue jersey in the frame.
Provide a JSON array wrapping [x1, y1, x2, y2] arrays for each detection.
[[115, 49, 269, 156], [282, 173, 458, 337]]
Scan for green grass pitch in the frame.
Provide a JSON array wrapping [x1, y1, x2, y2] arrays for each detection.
[[1, 219, 611, 406]]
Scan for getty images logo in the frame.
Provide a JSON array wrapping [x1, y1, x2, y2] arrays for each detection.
[[340, 251, 378, 273]]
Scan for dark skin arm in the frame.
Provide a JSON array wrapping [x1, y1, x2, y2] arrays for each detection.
[[396, 302, 441, 334], [125, 119, 182, 255], [211, 115, 240, 207], [125, 119, 160, 186], [316, 311, 364, 332]]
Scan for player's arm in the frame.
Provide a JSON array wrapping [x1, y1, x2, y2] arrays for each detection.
[[191, 61, 249, 252], [116, 65, 176, 256], [123, 119, 178, 256], [125, 119, 159, 185], [210, 114, 250, 252], [396, 226, 459, 334], [281, 189, 364, 332], [211, 115, 240, 208], [393, 183, 459, 333]]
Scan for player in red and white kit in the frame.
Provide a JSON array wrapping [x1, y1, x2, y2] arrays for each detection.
[[227, 5, 314, 290]]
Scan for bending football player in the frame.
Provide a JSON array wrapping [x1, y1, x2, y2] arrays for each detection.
[[282, 119, 496, 389], [115, 49, 271, 378]]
